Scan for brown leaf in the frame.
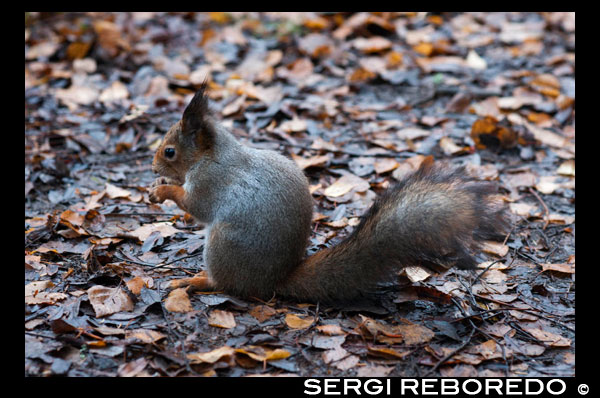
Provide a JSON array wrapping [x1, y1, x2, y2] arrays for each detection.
[[164, 287, 193, 313], [208, 309, 237, 329], [87, 286, 134, 317], [324, 173, 370, 198], [249, 305, 277, 323], [541, 263, 574, 274], [367, 346, 412, 359], [316, 324, 346, 336], [125, 329, 167, 343], [188, 346, 235, 364], [522, 326, 571, 347], [235, 346, 291, 362], [291, 154, 330, 170], [481, 241, 509, 257]]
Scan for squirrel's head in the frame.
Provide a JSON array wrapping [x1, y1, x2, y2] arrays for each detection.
[[152, 83, 216, 182]]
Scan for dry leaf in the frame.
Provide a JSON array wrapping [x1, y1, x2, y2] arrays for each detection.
[[129, 223, 181, 241], [235, 346, 291, 362], [291, 154, 330, 170], [404, 266, 431, 282], [556, 160, 575, 176], [522, 326, 571, 347], [208, 309, 237, 329], [105, 183, 132, 199], [164, 287, 193, 313], [316, 324, 346, 336], [541, 263, 574, 274], [249, 305, 277, 323], [125, 329, 166, 343], [481, 241, 509, 257], [352, 36, 392, 53], [87, 286, 134, 317], [332, 355, 360, 370], [374, 158, 399, 174], [285, 313, 315, 329], [188, 346, 235, 364], [368, 346, 413, 359], [322, 345, 350, 364], [356, 365, 394, 377], [324, 173, 370, 198]]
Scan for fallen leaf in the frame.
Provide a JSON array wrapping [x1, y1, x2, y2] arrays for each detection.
[[481, 241, 509, 257], [285, 313, 315, 329], [466, 50, 487, 69], [352, 36, 392, 53], [235, 346, 291, 362], [125, 329, 166, 343], [332, 354, 360, 370], [188, 346, 235, 364], [87, 286, 134, 317], [316, 324, 346, 336], [291, 154, 330, 170], [129, 223, 181, 241], [105, 183, 132, 199], [324, 173, 370, 198], [249, 305, 277, 323], [556, 160, 575, 176], [208, 309, 237, 329], [522, 326, 571, 347], [404, 266, 431, 282], [356, 365, 394, 377], [541, 263, 574, 274]]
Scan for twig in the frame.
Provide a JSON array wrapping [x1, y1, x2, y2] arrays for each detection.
[[114, 252, 202, 272], [470, 260, 502, 287], [528, 187, 550, 230], [451, 297, 510, 377], [424, 326, 476, 376]]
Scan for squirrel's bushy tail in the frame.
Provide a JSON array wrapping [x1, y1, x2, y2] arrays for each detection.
[[277, 159, 509, 303]]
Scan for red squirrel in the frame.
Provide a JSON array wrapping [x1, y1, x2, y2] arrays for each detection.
[[149, 84, 508, 303]]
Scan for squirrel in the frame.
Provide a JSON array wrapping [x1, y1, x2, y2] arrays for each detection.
[[149, 84, 509, 304]]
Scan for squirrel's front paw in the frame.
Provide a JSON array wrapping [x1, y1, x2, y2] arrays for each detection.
[[148, 185, 168, 203], [151, 176, 181, 188]]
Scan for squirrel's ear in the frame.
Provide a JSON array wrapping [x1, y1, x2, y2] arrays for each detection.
[[182, 82, 213, 135], [181, 82, 215, 150]]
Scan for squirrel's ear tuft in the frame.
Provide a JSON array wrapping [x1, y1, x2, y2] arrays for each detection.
[[182, 81, 213, 135]]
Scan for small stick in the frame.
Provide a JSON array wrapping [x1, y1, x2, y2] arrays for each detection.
[[528, 187, 550, 230], [424, 326, 476, 376]]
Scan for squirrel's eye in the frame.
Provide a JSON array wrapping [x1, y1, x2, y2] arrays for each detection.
[[164, 148, 175, 158]]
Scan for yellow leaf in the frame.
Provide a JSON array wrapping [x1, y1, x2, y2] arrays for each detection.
[[285, 313, 315, 329], [188, 346, 235, 364]]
